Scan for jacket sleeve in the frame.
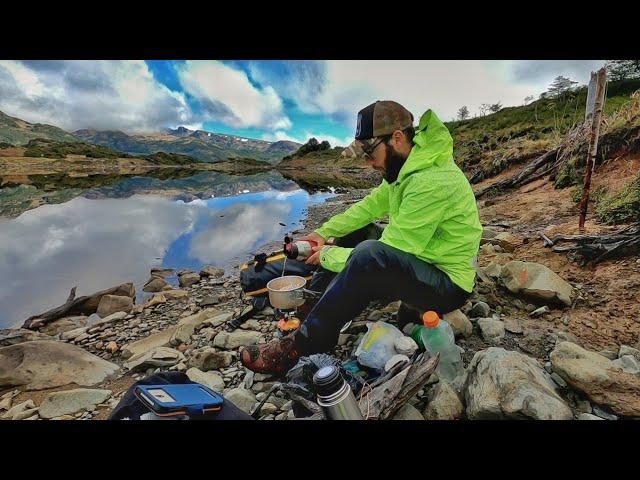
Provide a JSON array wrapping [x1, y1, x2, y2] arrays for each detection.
[[314, 182, 389, 240], [379, 176, 448, 256], [318, 245, 354, 273]]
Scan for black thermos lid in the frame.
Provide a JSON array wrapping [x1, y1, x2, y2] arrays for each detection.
[[313, 365, 344, 396]]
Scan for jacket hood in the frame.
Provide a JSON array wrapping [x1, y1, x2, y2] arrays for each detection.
[[397, 109, 454, 183]]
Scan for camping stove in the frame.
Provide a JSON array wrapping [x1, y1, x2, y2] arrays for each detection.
[[274, 307, 302, 337]]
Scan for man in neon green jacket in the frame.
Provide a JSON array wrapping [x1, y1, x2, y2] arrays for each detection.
[[241, 100, 482, 375]]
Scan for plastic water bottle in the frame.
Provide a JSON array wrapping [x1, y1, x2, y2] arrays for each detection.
[[418, 311, 464, 382]]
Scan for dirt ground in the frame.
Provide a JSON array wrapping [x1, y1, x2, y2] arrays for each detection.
[[474, 153, 640, 352]]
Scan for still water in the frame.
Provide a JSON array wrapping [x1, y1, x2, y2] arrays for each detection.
[[0, 170, 333, 328]]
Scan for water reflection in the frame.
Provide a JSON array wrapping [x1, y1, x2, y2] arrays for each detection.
[[0, 188, 332, 328]]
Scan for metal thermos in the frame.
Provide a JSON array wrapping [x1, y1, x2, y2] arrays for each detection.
[[284, 236, 317, 261], [312, 365, 364, 420]]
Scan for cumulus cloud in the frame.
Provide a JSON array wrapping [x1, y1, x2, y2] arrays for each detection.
[[177, 60, 292, 131], [0, 60, 193, 133]]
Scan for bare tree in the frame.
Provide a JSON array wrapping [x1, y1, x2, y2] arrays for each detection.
[[479, 103, 491, 116], [524, 95, 535, 105], [457, 106, 470, 120]]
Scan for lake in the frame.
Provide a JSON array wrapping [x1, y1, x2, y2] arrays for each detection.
[[0, 170, 334, 328]]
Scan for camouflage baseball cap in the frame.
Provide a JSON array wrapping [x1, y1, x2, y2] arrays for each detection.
[[342, 100, 414, 158]]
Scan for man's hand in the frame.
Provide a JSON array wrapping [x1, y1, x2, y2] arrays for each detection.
[[300, 231, 327, 265]]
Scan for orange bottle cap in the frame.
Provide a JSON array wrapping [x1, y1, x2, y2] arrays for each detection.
[[422, 311, 440, 328]]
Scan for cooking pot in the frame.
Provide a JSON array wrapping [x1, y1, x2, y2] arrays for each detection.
[[266, 275, 320, 310]]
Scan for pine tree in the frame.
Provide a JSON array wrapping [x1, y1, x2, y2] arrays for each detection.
[[457, 106, 470, 120], [547, 76, 578, 99]]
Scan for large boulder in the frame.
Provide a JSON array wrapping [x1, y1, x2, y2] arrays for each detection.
[[143, 276, 168, 293], [463, 347, 573, 420], [123, 347, 185, 371], [179, 272, 201, 288], [500, 261, 573, 306], [423, 381, 463, 420], [40, 316, 88, 336], [96, 295, 133, 317], [550, 341, 640, 417], [38, 388, 112, 419], [200, 266, 225, 278], [443, 310, 473, 338], [0, 329, 52, 347], [0, 341, 119, 390], [213, 330, 263, 350]]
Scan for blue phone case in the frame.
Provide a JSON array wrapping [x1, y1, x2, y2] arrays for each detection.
[[134, 383, 224, 417]]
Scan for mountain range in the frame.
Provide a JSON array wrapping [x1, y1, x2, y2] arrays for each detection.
[[0, 110, 301, 164]]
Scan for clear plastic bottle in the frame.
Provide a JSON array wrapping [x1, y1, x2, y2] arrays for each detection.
[[419, 311, 464, 382]]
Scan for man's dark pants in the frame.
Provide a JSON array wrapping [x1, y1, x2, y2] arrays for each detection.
[[294, 224, 470, 354]]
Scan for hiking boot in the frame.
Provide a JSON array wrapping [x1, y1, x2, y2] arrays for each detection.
[[240, 334, 302, 376]]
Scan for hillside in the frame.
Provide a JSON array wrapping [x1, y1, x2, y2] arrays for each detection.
[[18, 138, 202, 166], [277, 137, 363, 169], [0, 110, 79, 145], [447, 78, 640, 184], [75, 127, 300, 164]]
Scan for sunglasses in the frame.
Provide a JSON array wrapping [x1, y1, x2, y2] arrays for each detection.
[[362, 137, 386, 159]]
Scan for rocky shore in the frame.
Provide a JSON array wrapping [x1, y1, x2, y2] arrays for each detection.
[[1, 188, 639, 421]]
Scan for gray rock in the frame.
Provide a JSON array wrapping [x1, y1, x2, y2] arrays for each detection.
[[96, 295, 133, 317], [0, 340, 119, 390], [39, 316, 88, 336], [500, 261, 573, 306], [592, 405, 618, 420], [200, 266, 225, 278], [185, 368, 225, 391], [598, 349, 618, 360], [143, 276, 168, 293], [384, 354, 410, 372], [200, 295, 219, 307], [469, 301, 491, 318], [0, 329, 52, 347], [477, 318, 505, 344], [225, 388, 256, 414], [394, 336, 419, 356], [612, 355, 640, 375], [504, 318, 524, 334], [150, 268, 174, 278], [188, 348, 233, 371], [123, 347, 185, 371], [392, 403, 424, 420], [577, 413, 604, 420], [443, 310, 473, 338], [463, 347, 573, 420], [179, 273, 201, 288], [550, 342, 640, 417], [550, 372, 567, 388], [38, 389, 112, 419], [530, 306, 550, 317], [619, 345, 640, 361], [1, 400, 38, 420], [423, 381, 463, 420], [213, 330, 263, 349]]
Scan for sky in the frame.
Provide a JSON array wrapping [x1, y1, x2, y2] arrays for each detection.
[[0, 60, 605, 147]]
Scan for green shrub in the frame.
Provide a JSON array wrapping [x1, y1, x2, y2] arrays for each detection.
[[595, 173, 640, 224]]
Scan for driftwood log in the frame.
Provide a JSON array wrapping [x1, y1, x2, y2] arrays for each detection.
[[22, 282, 135, 330], [547, 223, 640, 265]]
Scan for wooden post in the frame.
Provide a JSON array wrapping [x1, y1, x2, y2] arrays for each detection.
[[578, 68, 607, 232]]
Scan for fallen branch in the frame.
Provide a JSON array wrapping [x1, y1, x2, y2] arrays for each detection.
[[538, 232, 554, 247], [550, 223, 640, 264]]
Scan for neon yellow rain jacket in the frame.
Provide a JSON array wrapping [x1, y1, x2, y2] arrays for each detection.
[[315, 109, 482, 293]]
